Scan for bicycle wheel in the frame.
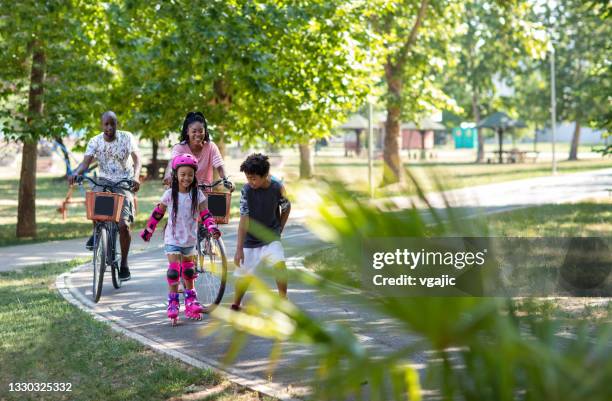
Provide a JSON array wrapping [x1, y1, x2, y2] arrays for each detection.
[[92, 227, 107, 303], [196, 235, 227, 309], [110, 227, 122, 289]]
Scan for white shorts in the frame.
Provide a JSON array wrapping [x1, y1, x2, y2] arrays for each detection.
[[234, 241, 286, 277]]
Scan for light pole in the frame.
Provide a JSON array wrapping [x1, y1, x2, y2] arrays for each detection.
[[368, 101, 374, 198], [549, 35, 557, 174]]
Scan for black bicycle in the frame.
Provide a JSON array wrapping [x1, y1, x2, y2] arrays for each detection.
[[76, 176, 135, 302], [194, 178, 233, 309]]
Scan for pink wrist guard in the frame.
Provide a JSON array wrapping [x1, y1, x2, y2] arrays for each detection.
[[199, 209, 220, 235]]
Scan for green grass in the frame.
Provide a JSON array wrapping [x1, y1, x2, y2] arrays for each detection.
[[0, 260, 218, 401], [485, 200, 612, 237], [0, 175, 241, 247], [283, 156, 611, 198], [0, 259, 275, 401]]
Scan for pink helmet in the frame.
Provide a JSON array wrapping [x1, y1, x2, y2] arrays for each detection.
[[172, 153, 198, 171]]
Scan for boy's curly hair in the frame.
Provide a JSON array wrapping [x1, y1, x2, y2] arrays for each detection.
[[240, 153, 270, 176]]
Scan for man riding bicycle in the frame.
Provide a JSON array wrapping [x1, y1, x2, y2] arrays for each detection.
[[69, 111, 142, 281]]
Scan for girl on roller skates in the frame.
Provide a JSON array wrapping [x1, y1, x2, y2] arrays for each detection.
[[140, 153, 221, 325]]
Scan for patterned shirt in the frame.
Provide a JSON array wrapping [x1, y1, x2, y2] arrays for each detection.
[[84, 131, 139, 181]]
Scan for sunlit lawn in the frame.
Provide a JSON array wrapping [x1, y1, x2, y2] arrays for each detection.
[[284, 155, 611, 197], [0, 259, 276, 401], [0, 260, 216, 401]]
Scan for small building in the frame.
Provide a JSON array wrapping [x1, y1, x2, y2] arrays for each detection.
[[338, 113, 445, 155], [453, 125, 478, 149], [401, 120, 445, 150]]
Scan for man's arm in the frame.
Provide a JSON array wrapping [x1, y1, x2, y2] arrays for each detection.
[[68, 155, 94, 184], [131, 151, 142, 192], [279, 184, 291, 234]]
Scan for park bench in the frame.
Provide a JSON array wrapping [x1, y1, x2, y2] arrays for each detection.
[[487, 149, 539, 164]]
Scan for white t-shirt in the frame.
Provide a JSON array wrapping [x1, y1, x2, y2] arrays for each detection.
[[161, 189, 206, 247], [84, 131, 139, 181]]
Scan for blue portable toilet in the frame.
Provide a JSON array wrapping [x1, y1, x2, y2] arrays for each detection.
[[453, 124, 478, 149]]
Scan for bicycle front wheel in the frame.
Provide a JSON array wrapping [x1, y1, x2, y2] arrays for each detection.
[[110, 227, 121, 289], [92, 227, 107, 303], [196, 236, 227, 309]]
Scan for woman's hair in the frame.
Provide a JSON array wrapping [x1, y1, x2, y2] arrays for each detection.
[[240, 153, 270, 176], [179, 111, 210, 144], [170, 166, 200, 238]]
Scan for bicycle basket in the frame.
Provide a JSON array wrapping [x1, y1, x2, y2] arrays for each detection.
[[206, 192, 231, 224], [85, 191, 125, 222]]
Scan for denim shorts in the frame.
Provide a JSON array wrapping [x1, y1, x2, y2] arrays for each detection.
[[164, 244, 196, 256]]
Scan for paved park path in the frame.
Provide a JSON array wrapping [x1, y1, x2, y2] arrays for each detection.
[[2, 168, 612, 399]]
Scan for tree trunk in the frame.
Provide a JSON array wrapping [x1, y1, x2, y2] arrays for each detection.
[[472, 87, 484, 163], [568, 120, 581, 160], [211, 78, 231, 160], [298, 142, 313, 179], [212, 130, 225, 182], [382, 62, 403, 185], [420, 130, 427, 160], [216, 130, 226, 158], [383, 104, 402, 185], [355, 129, 362, 156], [379, 0, 429, 186], [150, 138, 159, 179], [17, 41, 45, 238], [54, 136, 70, 177]]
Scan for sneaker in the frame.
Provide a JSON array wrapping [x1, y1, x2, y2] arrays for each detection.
[[85, 235, 94, 250], [119, 266, 131, 281]]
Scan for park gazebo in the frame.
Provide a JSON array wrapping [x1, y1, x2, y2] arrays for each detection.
[[477, 112, 526, 163], [339, 114, 369, 156], [401, 119, 446, 159]]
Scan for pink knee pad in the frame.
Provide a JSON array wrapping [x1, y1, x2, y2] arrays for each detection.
[[166, 261, 181, 286], [181, 260, 197, 283]]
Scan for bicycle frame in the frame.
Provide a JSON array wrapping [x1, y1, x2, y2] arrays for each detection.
[[76, 176, 134, 301], [94, 220, 119, 268]]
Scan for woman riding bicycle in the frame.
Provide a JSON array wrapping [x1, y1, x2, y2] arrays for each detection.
[[163, 112, 234, 190]]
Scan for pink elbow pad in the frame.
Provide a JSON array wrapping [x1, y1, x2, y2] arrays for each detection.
[[142, 204, 165, 241]]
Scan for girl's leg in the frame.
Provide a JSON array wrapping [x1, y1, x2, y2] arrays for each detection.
[[183, 255, 207, 318], [182, 255, 196, 290], [166, 253, 182, 325], [167, 254, 181, 293]]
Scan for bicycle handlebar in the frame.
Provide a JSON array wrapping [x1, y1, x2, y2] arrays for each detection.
[[198, 178, 235, 192], [75, 176, 135, 192]]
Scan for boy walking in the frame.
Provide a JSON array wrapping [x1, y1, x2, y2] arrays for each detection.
[[232, 153, 291, 311]]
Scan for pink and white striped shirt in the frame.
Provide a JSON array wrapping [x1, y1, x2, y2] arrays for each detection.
[[165, 141, 224, 185]]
